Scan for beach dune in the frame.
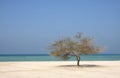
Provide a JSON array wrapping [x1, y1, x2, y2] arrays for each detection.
[[0, 61, 120, 78]]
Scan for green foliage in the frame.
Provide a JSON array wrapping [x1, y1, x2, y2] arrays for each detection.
[[49, 32, 104, 60]]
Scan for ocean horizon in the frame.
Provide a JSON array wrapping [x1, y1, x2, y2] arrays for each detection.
[[0, 54, 120, 62]]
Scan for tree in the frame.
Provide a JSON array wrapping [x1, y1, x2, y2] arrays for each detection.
[[49, 32, 104, 66]]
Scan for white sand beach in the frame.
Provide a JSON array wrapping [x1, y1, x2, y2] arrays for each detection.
[[0, 61, 120, 78]]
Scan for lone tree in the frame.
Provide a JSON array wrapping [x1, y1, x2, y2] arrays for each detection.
[[49, 32, 104, 66]]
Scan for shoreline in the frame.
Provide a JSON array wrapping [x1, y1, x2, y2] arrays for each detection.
[[0, 60, 120, 62], [0, 61, 120, 78]]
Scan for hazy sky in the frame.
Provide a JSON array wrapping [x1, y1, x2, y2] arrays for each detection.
[[0, 0, 120, 54]]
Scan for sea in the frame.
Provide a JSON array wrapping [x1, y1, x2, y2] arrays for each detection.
[[0, 54, 120, 62]]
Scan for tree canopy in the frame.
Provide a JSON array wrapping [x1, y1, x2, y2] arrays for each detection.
[[49, 32, 104, 66]]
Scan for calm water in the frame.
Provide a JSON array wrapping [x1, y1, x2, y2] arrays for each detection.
[[0, 54, 120, 62]]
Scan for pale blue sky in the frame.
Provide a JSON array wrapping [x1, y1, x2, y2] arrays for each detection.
[[0, 0, 120, 54]]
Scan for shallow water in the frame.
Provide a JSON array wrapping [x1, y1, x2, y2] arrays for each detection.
[[0, 54, 120, 61]]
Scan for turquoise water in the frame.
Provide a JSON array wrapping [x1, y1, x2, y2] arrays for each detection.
[[0, 54, 120, 61]]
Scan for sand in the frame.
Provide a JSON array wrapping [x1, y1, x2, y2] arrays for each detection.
[[0, 61, 120, 78]]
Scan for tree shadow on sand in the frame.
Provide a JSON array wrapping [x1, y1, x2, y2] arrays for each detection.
[[57, 64, 103, 68]]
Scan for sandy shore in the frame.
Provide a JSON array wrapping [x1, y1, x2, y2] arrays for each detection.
[[0, 61, 120, 78]]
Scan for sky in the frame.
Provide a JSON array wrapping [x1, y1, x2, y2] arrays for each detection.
[[0, 0, 120, 54]]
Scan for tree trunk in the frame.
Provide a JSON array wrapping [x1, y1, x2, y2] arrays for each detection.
[[76, 56, 80, 66]]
